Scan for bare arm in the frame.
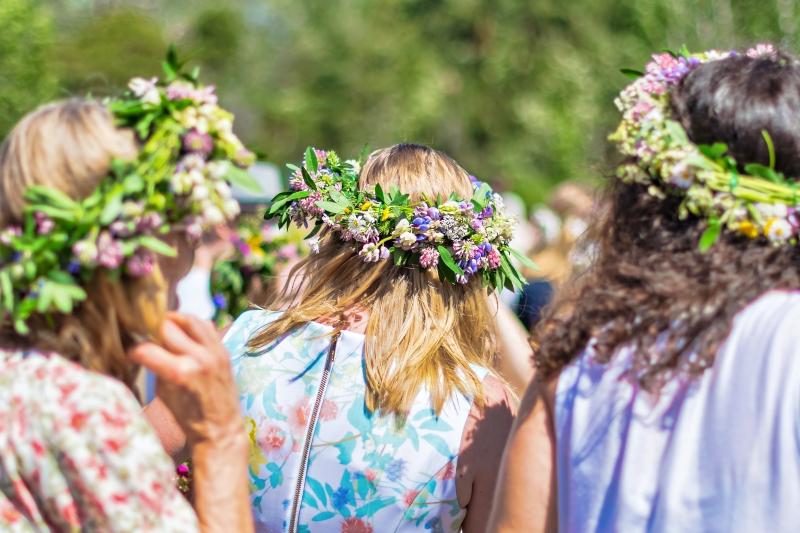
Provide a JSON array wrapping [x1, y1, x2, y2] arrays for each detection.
[[130, 314, 253, 533], [144, 397, 188, 462], [457, 375, 519, 533], [494, 299, 536, 394], [488, 377, 557, 533]]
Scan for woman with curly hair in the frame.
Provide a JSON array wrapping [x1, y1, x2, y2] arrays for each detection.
[[491, 45, 800, 532]]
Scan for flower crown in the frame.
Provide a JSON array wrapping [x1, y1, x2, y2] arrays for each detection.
[[266, 147, 531, 291], [211, 217, 305, 326], [0, 49, 259, 334], [612, 43, 800, 250]]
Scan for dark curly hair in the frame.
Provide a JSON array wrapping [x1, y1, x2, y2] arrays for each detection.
[[534, 48, 800, 387]]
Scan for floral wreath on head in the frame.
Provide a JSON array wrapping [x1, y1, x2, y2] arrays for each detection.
[[210, 216, 306, 327], [612, 43, 800, 251], [0, 48, 259, 335], [265, 147, 532, 291]]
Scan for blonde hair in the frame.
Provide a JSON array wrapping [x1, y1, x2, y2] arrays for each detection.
[[249, 144, 497, 416], [0, 99, 167, 390]]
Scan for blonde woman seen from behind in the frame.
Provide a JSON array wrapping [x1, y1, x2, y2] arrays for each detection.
[[154, 144, 518, 532], [0, 100, 252, 532]]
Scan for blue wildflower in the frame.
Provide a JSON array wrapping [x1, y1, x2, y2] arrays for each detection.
[[213, 293, 227, 309]]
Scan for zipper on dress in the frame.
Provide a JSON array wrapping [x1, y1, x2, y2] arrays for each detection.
[[288, 331, 341, 533]]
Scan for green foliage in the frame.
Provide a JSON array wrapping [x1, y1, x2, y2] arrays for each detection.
[[8, 0, 800, 202], [54, 7, 166, 94], [0, 0, 57, 138]]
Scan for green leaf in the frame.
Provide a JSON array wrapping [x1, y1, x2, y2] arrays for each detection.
[[679, 44, 691, 58], [316, 200, 347, 214], [374, 183, 385, 203], [698, 143, 728, 161], [100, 189, 124, 225], [123, 173, 146, 194], [301, 166, 318, 191], [620, 68, 645, 79], [138, 236, 177, 257], [699, 217, 721, 252], [13, 319, 29, 336], [48, 270, 75, 284], [328, 188, 351, 207], [305, 146, 318, 173], [393, 250, 410, 267], [665, 120, 689, 144], [28, 205, 75, 222], [0, 270, 13, 311], [267, 190, 311, 216], [500, 254, 524, 291], [437, 246, 464, 276], [471, 182, 491, 209], [743, 163, 784, 184], [761, 129, 777, 170], [24, 186, 79, 210], [225, 165, 262, 193], [508, 247, 537, 271]]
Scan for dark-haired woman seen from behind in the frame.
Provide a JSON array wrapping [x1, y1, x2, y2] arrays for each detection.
[[491, 45, 800, 532]]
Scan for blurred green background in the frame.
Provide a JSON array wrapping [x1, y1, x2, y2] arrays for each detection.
[[3, 0, 800, 203]]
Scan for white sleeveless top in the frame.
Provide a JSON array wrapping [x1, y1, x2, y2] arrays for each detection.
[[224, 310, 488, 533], [555, 290, 800, 532]]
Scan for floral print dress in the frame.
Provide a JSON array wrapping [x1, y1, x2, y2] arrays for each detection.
[[0, 349, 197, 532], [224, 310, 488, 533]]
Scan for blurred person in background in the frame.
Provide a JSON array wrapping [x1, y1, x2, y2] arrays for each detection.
[[516, 181, 596, 331]]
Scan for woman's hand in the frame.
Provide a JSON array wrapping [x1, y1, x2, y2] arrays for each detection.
[[130, 313, 253, 533], [131, 312, 243, 447]]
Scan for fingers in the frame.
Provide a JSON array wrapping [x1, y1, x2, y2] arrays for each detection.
[[161, 318, 203, 355], [167, 312, 218, 346], [129, 342, 197, 385]]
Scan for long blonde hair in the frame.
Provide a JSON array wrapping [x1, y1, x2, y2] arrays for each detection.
[[0, 99, 167, 390], [249, 144, 497, 416]]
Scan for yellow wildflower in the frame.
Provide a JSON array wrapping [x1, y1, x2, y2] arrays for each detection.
[[737, 220, 759, 239]]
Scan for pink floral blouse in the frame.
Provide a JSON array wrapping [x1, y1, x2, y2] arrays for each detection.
[[0, 349, 197, 532]]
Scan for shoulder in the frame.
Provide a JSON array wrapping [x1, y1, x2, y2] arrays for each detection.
[[727, 290, 800, 360], [464, 374, 518, 453], [733, 290, 800, 334], [3, 350, 140, 421], [456, 374, 518, 500], [222, 308, 283, 357], [2, 351, 198, 530]]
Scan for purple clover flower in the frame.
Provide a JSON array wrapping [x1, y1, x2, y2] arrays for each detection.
[[96, 232, 123, 269], [126, 250, 156, 277], [34, 212, 54, 235], [419, 247, 440, 269], [182, 129, 214, 156], [646, 53, 700, 86]]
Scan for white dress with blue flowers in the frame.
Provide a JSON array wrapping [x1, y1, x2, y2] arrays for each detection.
[[224, 310, 486, 533]]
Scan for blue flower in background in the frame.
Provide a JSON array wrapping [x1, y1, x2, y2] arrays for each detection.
[[213, 293, 227, 309], [386, 458, 406, 482]]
